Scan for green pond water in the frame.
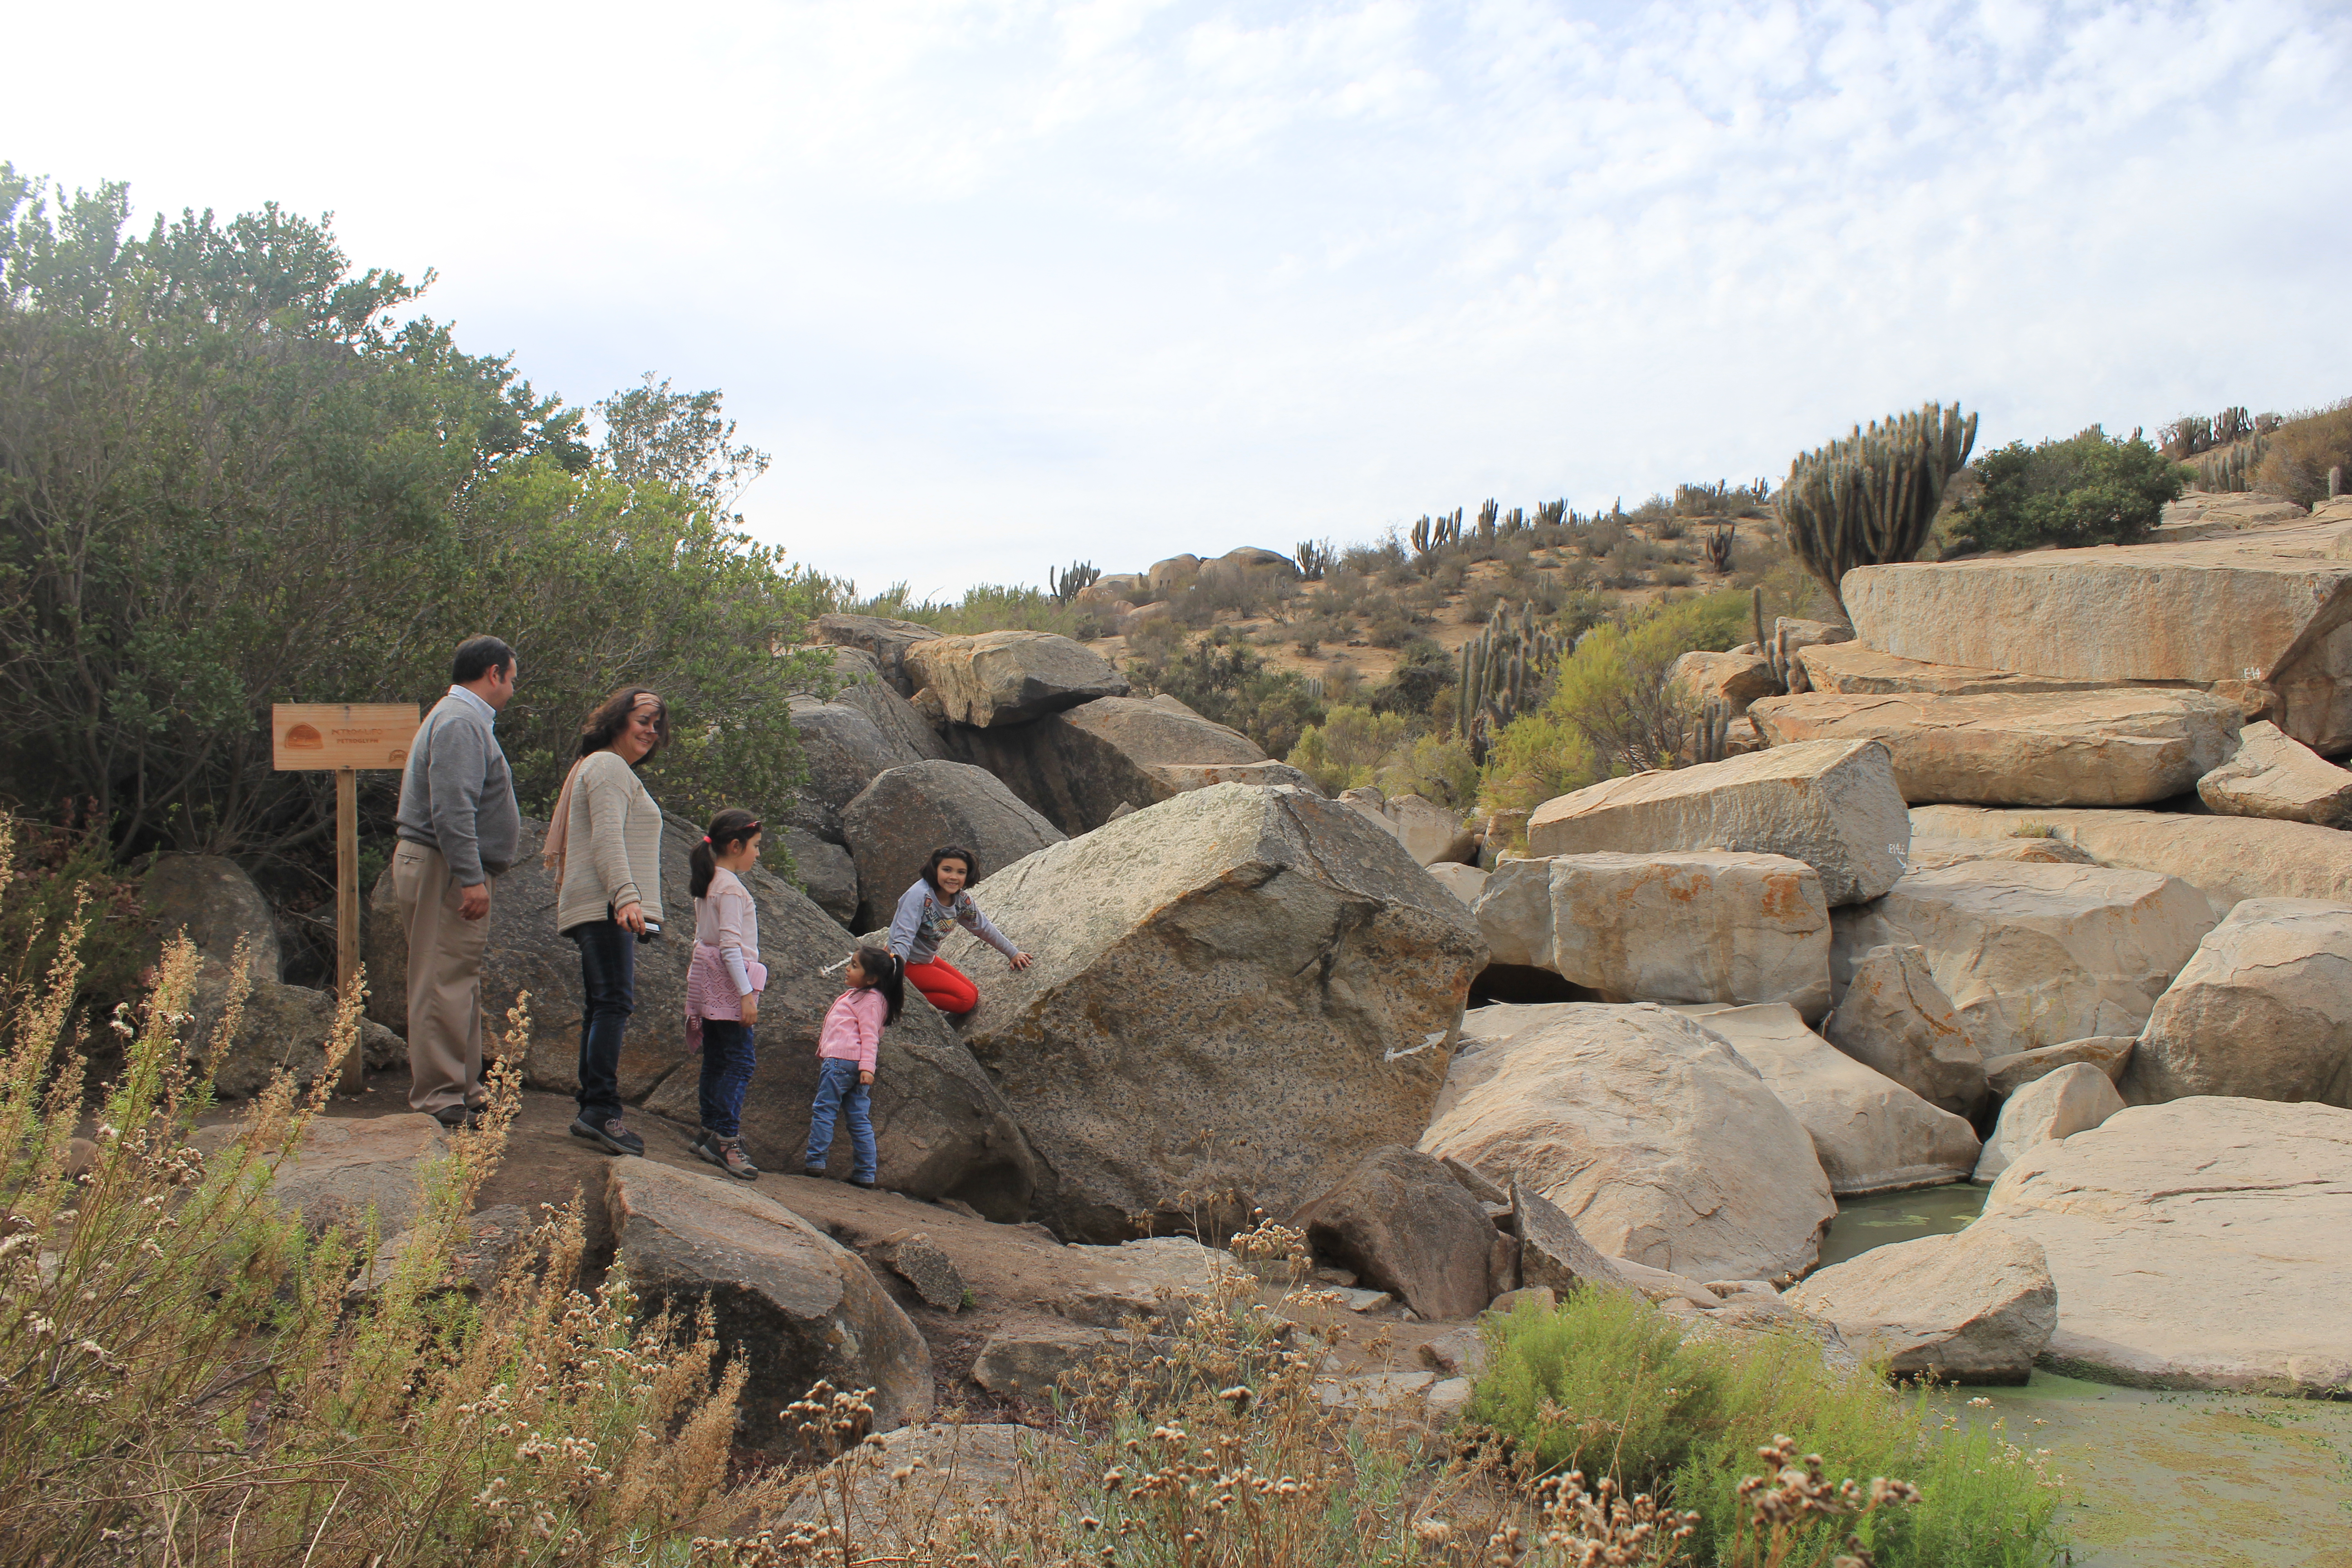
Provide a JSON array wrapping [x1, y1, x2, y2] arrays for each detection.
[[1823, 1188, 2352, 1566]]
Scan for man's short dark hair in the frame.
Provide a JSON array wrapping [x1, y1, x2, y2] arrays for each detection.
[[451, 636, 515, 686]]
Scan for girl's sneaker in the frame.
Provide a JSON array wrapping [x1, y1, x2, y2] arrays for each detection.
[[698, 1134, 760, 1181]]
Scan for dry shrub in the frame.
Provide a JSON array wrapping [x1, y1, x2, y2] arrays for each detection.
[[0, 813, 791, 1565], [2253, 397, 2352, 506]]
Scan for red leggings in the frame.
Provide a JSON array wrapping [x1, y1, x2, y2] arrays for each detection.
[[905, 957, 979, 1016]]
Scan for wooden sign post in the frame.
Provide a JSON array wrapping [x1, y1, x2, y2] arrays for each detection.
[[272, 703, 421, 1093]]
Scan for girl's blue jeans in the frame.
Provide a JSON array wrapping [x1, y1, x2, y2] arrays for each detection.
[[697, 1019, 756, 1137], [805, 1058, 877, 1181]]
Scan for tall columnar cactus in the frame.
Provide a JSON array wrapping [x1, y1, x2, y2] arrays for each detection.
[[1293, 539, 1333, 581], [1535, 499, 1567, 529], [1476, 499, 1500, 539], [1049, 560, 1102, 604], [1777, 401, 1977, 613], [1456, 600, 1563, 765], [1705, 524, 1735, 574]]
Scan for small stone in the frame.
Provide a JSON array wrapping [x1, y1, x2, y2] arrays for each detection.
[[971, 1325, 1111, 1396], [872, 1230, 967, 1310], [1426, 1376, 1475, 1424], [1418, 1326, 1487, 1376]]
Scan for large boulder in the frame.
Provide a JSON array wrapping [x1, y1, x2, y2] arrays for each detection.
[[2196, 720, 2352, 826], [943, 784, 1486, 1242], [1904, 834, 2098, 871], [200, 980, 406, 1100], [1971, 1098, 2352, 1392], [1796, 641, 2121, 698], [940, 694, 1309, 835], [1822, 944, 1988, 1118], [1910, 803, 2352, 919], [785, 698, 923, 843], [1972, 1062, 2125, 1183], [142, 853, 280, 985], [1510, 1178, 1634, 1298], [796, 644, 950, 763], [814, 612, 946, 696], [1476, 853, 1831, 1020], [842, 761, 1066, 931], [1667, 650, 1782, 715], [1677, 1003, 1980, 1195], [1420, 1003, 1834, 1281], [1292, 1145, 1499, 1321], [1527, 740, 1906, 906], [1339, 788, 1477, 866], [1786, 1225, 2056, 1383], [1841, 519, 2352, 753], [904, 631, 1129, 727], [1748, 689, 2243, 808], [606, 1161, 932, 1445], [1833, 860, 2215, 1059], [2125, 898, 2352, 1107], [642, 871, 1044, 1217], [776, 1422, 1083, 1542], [779, 828, 859, 929]]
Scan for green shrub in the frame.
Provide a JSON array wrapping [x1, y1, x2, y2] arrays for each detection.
[[1960, 426, 2185, 552], [1376, 733, 1480, 809], [1546, 590, 1750, 774], [1125, 636, 1324, 760], [1286, 705, 1406, 794], [1469, 1290, 2071, 1568]]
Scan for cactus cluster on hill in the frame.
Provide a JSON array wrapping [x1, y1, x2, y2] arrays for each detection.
[[1777, 401, 1977, 613]]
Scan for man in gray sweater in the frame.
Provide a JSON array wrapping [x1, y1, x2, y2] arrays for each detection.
[[392, 636, 523, 1127]]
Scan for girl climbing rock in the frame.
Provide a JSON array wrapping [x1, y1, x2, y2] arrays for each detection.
[[886, 844, 1032, 1020]]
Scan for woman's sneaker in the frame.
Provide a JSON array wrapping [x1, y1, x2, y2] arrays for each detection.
[[698, 1134, 760, 1181], [569, 1115, 644, 1157]]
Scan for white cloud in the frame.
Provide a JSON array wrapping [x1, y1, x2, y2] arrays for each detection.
[[4, 0, 2348, 599]]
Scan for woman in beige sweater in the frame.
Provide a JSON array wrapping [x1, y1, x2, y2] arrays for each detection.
[[544, 686, 670, 1156]]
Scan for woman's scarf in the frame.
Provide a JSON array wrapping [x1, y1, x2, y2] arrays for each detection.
[[539, 754, 592, 878]]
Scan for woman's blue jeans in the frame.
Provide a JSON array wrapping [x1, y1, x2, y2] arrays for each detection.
[[698, 1019, 756, 1137], [805, 1058, 876, 1181], [570, 919, 635, 1125]]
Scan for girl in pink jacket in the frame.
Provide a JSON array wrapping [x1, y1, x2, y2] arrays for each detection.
[[802, 945, 903, 1188]]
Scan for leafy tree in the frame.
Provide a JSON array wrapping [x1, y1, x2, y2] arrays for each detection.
[[0, 164, 825, 867], [1958, 426, 2185, 552]]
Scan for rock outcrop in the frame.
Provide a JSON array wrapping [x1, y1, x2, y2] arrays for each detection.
[[1509, 1178, 1634, 1298], [1822, 944, 1987, 1118], [607, 1161, 933, 1444], [1293, 1145, 1499, 1321], [1339, 788, 1477, 866], [642, 876, 1043, 1217], [814, 612, 945, 696], [264, 1113, 446, 1234], [199, 979, 406, 1099], [797, 644, 949, 763], [1677, 1003, 1980, 1195], [1527, 740, 1907, 906], [785, 697, 926, 843], [779, 828, 860, 928], [904, 631, 1130, 727], [1420, 1003, 1833, 1281], [1910, 804, 2352, 918], [2126, 898, 2352, 1107], [944, 784, 1485, 1242], [2197, 720, 2352, 827], [1476, 852, 1832, 1020], [1427, 862, 1488, 907], [1667, 650, 1782, 715], [1840, 519, 2352, 754], [143, 853, 280, 985], [1972, 1062, 2124, 1183], [842, 761, 1066, 931], [1787, 1225, 2056, 1383], [1748, 689, 2243, 807], [1796, 641, 2119, 699], [941, 694, 1309, 835], [1972, 1098, 2352, 1392], [1834, 860, 2214, 1058]]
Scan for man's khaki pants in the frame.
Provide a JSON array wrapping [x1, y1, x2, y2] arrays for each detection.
[[393, 841, 489, 1114]]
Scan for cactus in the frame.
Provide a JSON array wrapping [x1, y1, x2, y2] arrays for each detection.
[[1456, 600, 1564, 765], [1535, 499, 1567, 529], [1691, 696, 1732, 765], [1293, 539, 1333, 581], [1777, 401, 1977, 614], [1477, 499, 1499, 539], [1411, 515, 1434, 557], [1049, 560, 1102, 604], [1705, 524, 1735, 574], [1410, 510, 1464, 559], [2198, 439, 2269, 493]]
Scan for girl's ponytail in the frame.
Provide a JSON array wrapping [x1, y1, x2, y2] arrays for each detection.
[[856, 945, 905, 1025], [691, 808, 763, 899]]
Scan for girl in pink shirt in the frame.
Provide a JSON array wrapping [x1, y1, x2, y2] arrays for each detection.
[[802, 945, 904, 1188]]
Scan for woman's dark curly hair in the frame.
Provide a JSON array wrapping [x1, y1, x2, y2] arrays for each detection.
[[922, 844, 978, 894], [576, 686, 672, 764]]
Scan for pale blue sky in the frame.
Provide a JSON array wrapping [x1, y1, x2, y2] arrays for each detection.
[[7, 1, 2350, 598]]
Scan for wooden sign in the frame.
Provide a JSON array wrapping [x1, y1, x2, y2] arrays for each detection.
[[271, 700, 423, 1095], [271, 703, 420, 772]]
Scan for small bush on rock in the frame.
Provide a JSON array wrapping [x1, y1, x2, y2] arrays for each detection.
[[1959, 426, 2185, 552]]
